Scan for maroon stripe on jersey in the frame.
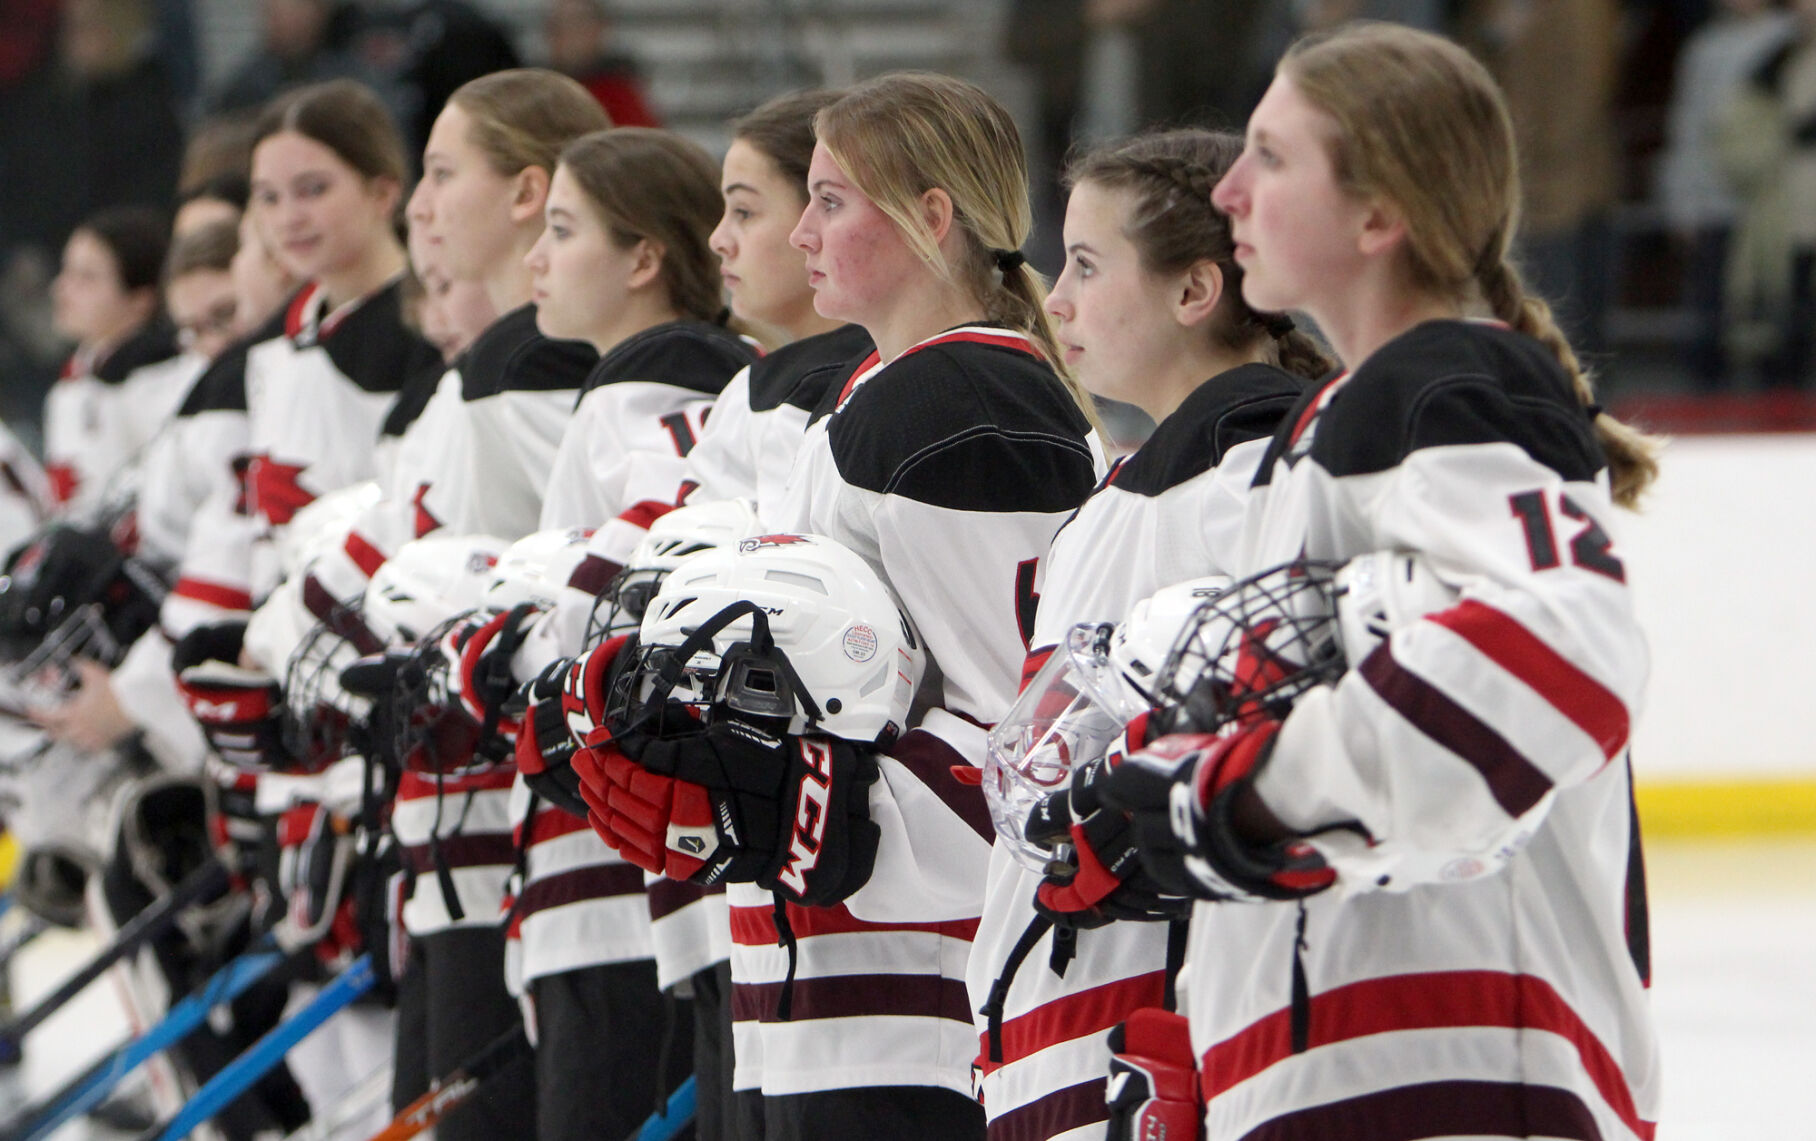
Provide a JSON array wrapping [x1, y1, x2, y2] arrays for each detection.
[[172, 576, 253, 611], [1357, 645, 1552, 817], [982, 970, 1166, 1069], [516, 863, 646, 917], [730, 901, 978, 946], [1430, 600, 1630, 761], [987, 1078, 1105, 1141], [1200, 970, 1653, 1140], [731, 973, 973, 1025], [887, 727, 995, 842], [401, 832, 516, 873], [566, 553, 621, 598], [648, 877, 716, 921], [1239, 1080, 1604, 1141]]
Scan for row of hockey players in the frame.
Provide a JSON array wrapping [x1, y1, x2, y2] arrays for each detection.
[[1, 19, 1661, 1141]]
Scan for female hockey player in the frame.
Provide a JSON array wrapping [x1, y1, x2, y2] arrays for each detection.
[[1096, 23, 1663, 1141], [967, 128, 1330, 1141], [571, 72, 1101, 1140], [45, 204, 182, 517]]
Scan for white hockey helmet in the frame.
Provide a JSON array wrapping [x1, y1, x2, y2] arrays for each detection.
[[585, 498, 763, 647], [982, 575, 1231, 870], [276, 481, 382, 584], [481, 527, 596, 615], [361, 533, 507, 649], [632, 533, 923, 745], [1330, 550, 1461, 667]]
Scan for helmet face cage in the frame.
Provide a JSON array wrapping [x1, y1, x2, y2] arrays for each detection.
[[1156, 560, 1346, 734], [582, 565, 663, 652], [390, 610, 488, 774], [283, 615, 372, 774]]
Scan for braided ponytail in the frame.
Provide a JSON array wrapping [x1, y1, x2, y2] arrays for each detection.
[[1479, 259, 1660, 508], [1066, 129, 1334, 383]]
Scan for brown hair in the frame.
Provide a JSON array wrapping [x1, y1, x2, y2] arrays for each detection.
[[814, 72, 1100, 432], [557, 128, 726, 323], [731, 88, 843, 200], [78, 205, 170, 294], [165, 218, 239, 281], [1281, 22, 1658, 506], [1066, 129, 1332, 382], [447, 68, 612, 178], [252, 78, 409, 187]]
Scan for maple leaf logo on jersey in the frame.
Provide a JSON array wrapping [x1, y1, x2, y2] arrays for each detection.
[[412, 482, 442, 538], [44, 463, 78, 508], [738, 534, 813, 553], [247, 454, 315, 526]]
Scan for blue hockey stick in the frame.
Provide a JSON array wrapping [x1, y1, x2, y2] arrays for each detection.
[[0, 940, 294, 1141], [628, 1075, 695, 1141], [134, 954, 377, 1141]]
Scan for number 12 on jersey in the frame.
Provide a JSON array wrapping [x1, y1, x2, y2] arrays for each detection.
[[1509, 489, 1625, 582]]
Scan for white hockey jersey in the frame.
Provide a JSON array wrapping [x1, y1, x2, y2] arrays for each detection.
[[742, 326, 1102, 1098], [43, 324, 182, 517], [968, 364, 1306, 1141], [1187, 320, 1659, 1141]]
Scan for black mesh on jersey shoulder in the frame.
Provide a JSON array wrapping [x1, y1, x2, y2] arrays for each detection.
[[828, 341, 1097, 513], [748, 324, 873, 413], [94, 321, 180, 383], [458, 303, 597, 401], [1309, 321, 1604, 483], [175, 342, 251, 418], [1110, 363, 1306, 498], [382, 347, 454, 439], [318, 280, 443, 396], [578, 319, 756, 399]]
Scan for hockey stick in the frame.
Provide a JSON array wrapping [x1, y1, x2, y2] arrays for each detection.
[[626, 1075, 696, 1141], [0, 941, 296, 1141], [0, 857, 229, 1053], [133, 953, 378, 1141], [359, 1024, 530, 1141]]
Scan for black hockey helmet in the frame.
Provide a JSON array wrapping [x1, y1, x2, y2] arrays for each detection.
[[0, 523, 166, 673]]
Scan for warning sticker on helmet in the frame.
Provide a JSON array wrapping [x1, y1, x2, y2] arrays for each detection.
[[842, 624, 878, 662]]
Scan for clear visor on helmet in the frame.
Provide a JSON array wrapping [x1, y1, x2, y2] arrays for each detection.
[[984, 621, 1150, 872]]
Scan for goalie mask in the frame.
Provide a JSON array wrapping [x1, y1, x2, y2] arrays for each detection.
[[0, 524, 166, 705], [983, 575, 1230, 871], [584, 498, 763, 649], [628, 533, 924, 746]]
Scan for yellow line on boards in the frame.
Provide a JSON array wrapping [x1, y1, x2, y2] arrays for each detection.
[[1634, 778, 1816, 837]]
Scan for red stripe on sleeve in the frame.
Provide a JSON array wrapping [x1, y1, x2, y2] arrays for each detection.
[[343, 531, 387, 578], [173, 577, 254, 612]]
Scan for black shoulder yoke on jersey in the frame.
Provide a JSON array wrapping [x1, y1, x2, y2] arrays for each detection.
[[311, 280, 443, 397], [458, 303, 598, 402], [1108, 363, 1306, 497], [748, 324, 873, 414], [578, 319, 755, 400], [174, 305, 288, 419], [1257, 319, 1604, 487], [382, 343, 458, 439], [829, 338, 1098, 514], [94, 321, 180, 384]]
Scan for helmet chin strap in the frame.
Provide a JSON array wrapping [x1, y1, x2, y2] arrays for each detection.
[[643, 600, 824, 731]]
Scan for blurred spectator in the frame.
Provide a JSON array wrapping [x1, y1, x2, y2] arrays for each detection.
[[1463, 0, 1623, 360], [62, 0, 185, 226], [1658, 0, 1792, 388], [355, 0, 521, 156], [1717, 0, 1816, 387], [210, 0, 389, 116], [544, 0, 658, 126]]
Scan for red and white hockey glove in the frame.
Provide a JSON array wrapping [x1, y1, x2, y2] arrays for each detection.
[[1104, 1008, 1203, 1141], [173, 622, 291, 772], [1097, 722, 1335, 903], [447, 603, 543, 741]]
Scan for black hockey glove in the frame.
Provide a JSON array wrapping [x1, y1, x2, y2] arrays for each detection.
[[1025, 752, 1190, 928]]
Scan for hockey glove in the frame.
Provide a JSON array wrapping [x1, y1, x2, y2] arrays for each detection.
[[577, 712, 881, 907], [1025, 746, 1190, 927], [515, 656, 589, 820], [1097, 723, 1334, 903], [1104, 1008, 1203, 1141], [447, 603, 543, 739], [173, 622, 290, 771]]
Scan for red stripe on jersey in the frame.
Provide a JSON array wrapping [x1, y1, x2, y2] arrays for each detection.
[[1430, 600, 1630, 762], [283, 283, 322, 339], [620, 498, 677, 532], [1242, 1080, 1605, 1141], [1199, 969, 1655, 1140], [44, 463, 78, 507], [397, 767, 518, 799], [986, 1078, 1107, 1141], [978, 969, 1166, 1072], [837, 330, 1043, 409], [172, 577, 254, 612], [732, 972, 974, 1026], [1357, 644, 1553, 818], [729, 900, 978, 945], [343, 531, 387, 578], [1288, 371, 1347, 445]]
